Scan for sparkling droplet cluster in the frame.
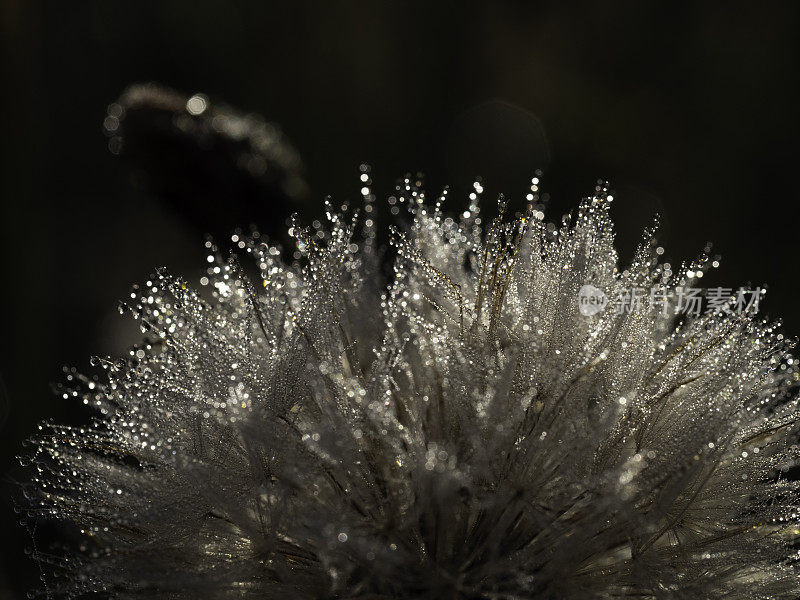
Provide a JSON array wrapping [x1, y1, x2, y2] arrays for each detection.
[[24, 178, 800, 598]]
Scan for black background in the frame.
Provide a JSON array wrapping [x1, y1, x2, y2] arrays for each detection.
[[2, 2, 799, 596]]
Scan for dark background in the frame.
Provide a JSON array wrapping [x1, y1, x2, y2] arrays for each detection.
[[1, 2, 799, 597]]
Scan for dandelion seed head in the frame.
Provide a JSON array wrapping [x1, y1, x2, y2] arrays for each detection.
[[23, 178, 800, 598]]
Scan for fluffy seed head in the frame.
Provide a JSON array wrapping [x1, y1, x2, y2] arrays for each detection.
[[25, 177, 800, 598]]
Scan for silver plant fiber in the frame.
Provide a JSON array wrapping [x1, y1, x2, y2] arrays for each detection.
[[25, 178, 800, 598]]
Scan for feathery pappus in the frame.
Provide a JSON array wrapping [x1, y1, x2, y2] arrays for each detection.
[[24, 173, 800, 598]]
